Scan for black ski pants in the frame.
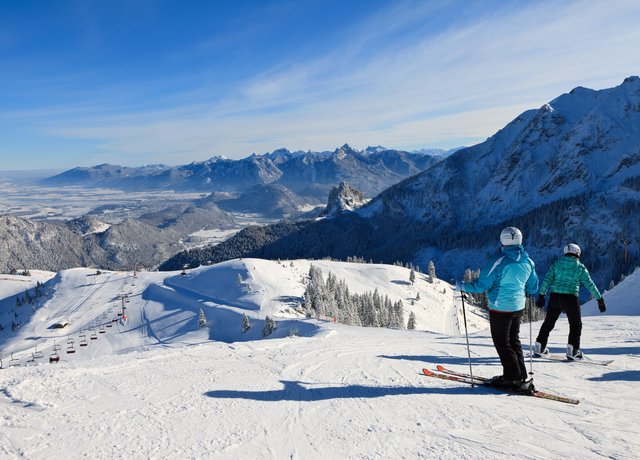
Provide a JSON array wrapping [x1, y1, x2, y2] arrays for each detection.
[[489, 310, 527, 381], [536, 293, 582, 351]]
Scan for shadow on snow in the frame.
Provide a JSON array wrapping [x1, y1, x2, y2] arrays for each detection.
[[205, 380, 479, 402], [378, 354, 501, 365], [587, 370, 640, 382]]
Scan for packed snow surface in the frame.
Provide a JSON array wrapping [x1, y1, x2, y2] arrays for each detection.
[[0, 261, 638, 459]]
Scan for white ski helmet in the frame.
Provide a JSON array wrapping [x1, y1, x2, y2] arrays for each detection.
[[499, 227, 523, 246], [564, 243, 581, 257]]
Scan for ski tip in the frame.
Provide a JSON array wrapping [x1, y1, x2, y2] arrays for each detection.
[[436, 364, 446, 372], [422, 368, 434, 376]]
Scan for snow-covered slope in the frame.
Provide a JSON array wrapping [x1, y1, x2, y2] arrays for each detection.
[[367, 76, 640, 227], [0, 259, 484, 365], [0, 263, 638, 459]]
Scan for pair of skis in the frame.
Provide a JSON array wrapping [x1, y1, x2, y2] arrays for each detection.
[[527, 353, 613, 366], [422, 365, 580, 405]]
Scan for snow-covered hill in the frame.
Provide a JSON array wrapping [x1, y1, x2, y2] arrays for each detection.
[[0, 262, 638, 459], [0, 259, 484, 365]]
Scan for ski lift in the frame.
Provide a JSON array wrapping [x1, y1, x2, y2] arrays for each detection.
[[79, 337, 88, 347], [26, 354, 36, 364], [49, 353, 60, 363], [67, 335, 74, 344], [90, 330, 98, 340], [106, 321, 113, 327], [53, 341, 61, 352], [9, 353, 21, 367], [66, 345, 76, 354], [99, 325, 106, 333], [33, 346, 44, 359]]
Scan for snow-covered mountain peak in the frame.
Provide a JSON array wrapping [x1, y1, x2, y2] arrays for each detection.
[[333, 143, 360, 160], [368, 77, 640, 227], [318, 182, 368, 217], [206, 155, 228, 163]]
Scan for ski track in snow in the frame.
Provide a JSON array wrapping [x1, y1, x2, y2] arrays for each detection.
[[0, 261, 638, 459]]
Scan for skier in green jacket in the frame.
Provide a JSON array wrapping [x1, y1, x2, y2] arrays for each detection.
[[533, 243, 606, 360]]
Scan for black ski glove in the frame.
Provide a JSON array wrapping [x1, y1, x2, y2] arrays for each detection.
[[536, 294, 545, 308], [598, 298, 606, 313]]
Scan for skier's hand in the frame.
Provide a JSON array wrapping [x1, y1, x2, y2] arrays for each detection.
[[536, 294, 545, 308], [597, 298, 606, 313]]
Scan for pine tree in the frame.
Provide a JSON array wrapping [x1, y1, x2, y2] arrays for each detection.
[[262, 316, 276, 337], [236, 273, 243, 286], [241, 313, 251, 333], [608, 280, 615, 290], [428, 261, 436, 283], [409, 268, 416, 285], [24, 289, 32, 304], [16, 297, 22, 307], [394, 300, 405, 329], [198, 308, 207, 327], [407, 311, 417, 330]]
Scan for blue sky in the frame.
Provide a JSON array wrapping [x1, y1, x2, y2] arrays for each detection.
[[1, 0, 639, 170]]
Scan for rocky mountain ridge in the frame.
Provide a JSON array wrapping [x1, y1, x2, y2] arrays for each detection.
[[42, 145, 443, 201], [160, 77, 640, 288]]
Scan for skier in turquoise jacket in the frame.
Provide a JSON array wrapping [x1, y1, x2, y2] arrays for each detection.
[[460, 226, 539, 391], [534, 243, 606, 360]]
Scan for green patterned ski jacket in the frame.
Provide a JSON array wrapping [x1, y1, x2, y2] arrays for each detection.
[[539, 255, 602, 299]]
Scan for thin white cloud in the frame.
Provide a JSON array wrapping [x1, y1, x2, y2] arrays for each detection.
[[25, 0, 640, 163]]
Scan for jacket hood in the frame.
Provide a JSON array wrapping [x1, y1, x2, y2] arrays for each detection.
[[501, 244, 528, 261]]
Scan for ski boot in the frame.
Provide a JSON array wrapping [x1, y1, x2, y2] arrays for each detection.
[[513, 378, 536, 395], [532, 341, 549, 358], [566, 344, 583, 360]]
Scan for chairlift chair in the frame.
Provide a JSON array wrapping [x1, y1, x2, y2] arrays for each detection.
[[33, 346, 44, 359], [9, 353, 20, 367], [49, 353, 60, 363], [90, 330, 98, 340], [79, 338, 88, 347], [53, 342, 61, 352], [66, 345, 76, 354], [67, 335, 74, 344]]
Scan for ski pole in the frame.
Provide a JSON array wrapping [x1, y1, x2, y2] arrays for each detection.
[[528, 296, 534, 378], [460, 292, 475, 387]]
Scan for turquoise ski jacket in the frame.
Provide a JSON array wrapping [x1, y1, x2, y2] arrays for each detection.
[[539, 255, 601, 299], [462, 245, 539, 312]]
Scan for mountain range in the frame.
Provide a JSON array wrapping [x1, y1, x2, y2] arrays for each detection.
[[160, 77, 640, 289], [42, 145, 446, 201]]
